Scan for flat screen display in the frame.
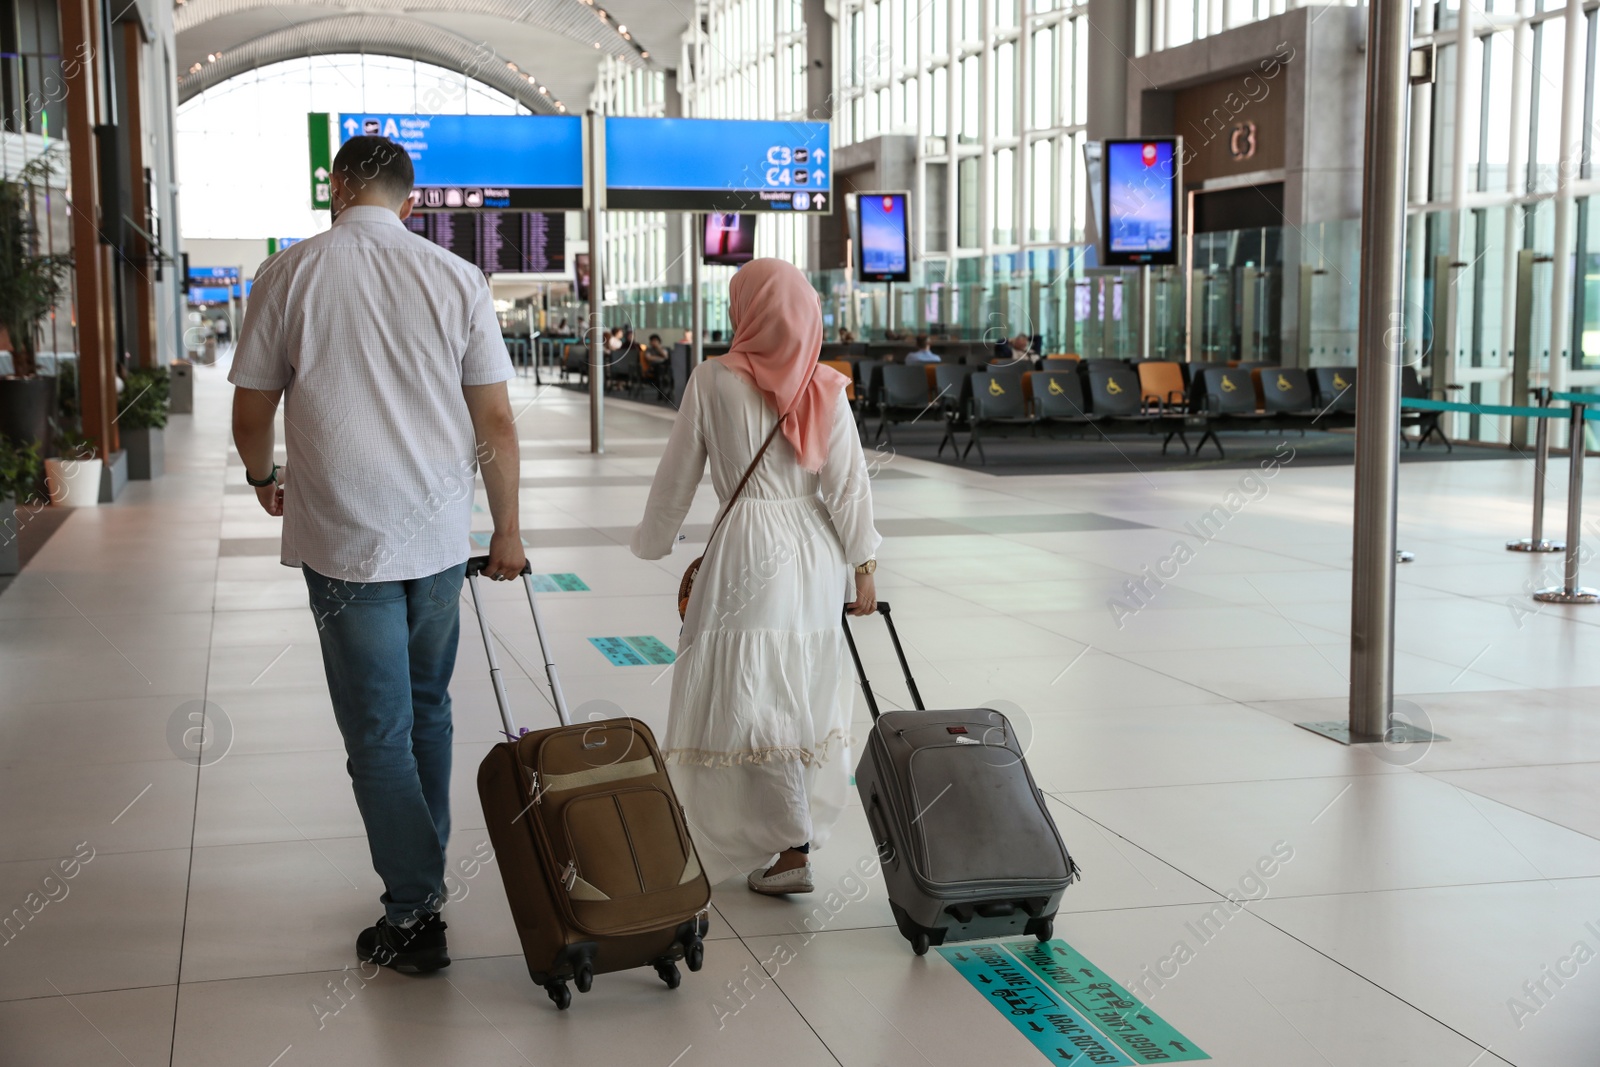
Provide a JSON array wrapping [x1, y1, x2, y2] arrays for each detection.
[[338, 114, 584, 210], [605, 117, 832, 213], [856, 192, 911, 282], [703, 213, 756, 266], [188, 266, 239, 284], [575, 252, 591, 303], [1103, 139, 1180, 266], [402, 211, 566, 274], [188, 286, 231, 305]]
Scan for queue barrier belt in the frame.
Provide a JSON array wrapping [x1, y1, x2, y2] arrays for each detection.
[[1548, 391, 1600, 406], [1400, 397, 1600, 420]]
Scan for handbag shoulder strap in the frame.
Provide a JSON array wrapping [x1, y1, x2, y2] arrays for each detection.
[[704, 413, 786, 550]]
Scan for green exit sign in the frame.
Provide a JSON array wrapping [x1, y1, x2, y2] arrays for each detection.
[[308, 112, 332, 210]]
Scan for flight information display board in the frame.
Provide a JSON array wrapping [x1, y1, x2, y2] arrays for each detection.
[[338, 114, 584, 210], [1103, 139, 1180, 266], [403, 211, 566, 274], [605, 117, 832, 213]]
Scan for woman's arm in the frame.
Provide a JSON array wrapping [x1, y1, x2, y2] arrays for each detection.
[[818, 386, 883, 570], [631, 366, 709, 559]]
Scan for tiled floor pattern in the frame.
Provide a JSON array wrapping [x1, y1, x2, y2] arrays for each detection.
[[3, 360, 1597, 1065]]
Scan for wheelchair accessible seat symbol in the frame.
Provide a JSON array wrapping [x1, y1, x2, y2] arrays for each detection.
[[1048, 378, 1065, 395], [1105, 378, 1123, 395], [1221, 377, 1238, 392], [988, 377, 1006, 395], [1276, 373, 1292, 390]]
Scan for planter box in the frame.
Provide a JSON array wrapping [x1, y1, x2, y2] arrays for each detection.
[[123, 426, 164, 480], [0, 495, 18, 575], [45, 455, 103, 508]]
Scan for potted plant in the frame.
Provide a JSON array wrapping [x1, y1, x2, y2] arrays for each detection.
[[0, 434, 41, 574], [119, 365, 169, 479], [0, 151, 71, 452], [44, 427, 101, 508]]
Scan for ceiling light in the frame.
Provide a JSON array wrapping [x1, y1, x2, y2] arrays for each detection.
[[616, 24, 626, 32], [593, 41, 600, 47], [507, 62, 517, 71], [641, 51, 649, 58]]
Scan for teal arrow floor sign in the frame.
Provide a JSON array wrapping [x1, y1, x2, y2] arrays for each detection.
[[939, 940, 1207, 1065]]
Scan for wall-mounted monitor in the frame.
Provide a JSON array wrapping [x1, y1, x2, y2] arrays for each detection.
[[1102, 138, 1181, 267], [187, 286, 231, 305], [856, 192, 911, 283], [702, 213, 756, 266], [575, 252, 592, 303]]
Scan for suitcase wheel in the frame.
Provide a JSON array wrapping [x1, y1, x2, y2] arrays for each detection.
[[573, 959, 594, 994], [685, 938, 705, 972], [655, 960, 682, 989], [911, 931, 930, 956], [545, 981, 572, 1010], [1033, 918, 1053, 943]]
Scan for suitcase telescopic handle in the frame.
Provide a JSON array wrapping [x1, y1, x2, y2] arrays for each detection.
[[465, 556, 572, 734], [841, 601, 926, 720]]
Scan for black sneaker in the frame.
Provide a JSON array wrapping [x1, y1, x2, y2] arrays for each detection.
[[356, 913, 450, 974]]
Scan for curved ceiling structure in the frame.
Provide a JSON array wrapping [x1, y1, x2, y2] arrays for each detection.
[[175, 14, 569, 111], [173, 0, 682, 109]]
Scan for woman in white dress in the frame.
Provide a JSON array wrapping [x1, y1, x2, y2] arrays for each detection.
[[632, 259, 881, 894]]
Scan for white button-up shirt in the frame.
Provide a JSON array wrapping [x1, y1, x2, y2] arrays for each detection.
[[229, 205, 512, 583]]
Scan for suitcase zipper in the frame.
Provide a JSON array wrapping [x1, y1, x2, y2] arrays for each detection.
[[561, 860, 577, 891]]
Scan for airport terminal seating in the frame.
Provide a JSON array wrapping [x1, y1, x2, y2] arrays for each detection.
[[1402, 364, 1456, 450], [940, 369, 1036, 463], [876, 365, 938, 446]]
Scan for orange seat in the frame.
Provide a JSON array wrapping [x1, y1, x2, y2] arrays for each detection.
[[1136, 361, 1187, 408], [822, 359, 855, 401], [924, 365, 939, 393]]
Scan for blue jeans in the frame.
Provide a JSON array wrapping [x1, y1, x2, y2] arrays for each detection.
[[303, 563, 466, 925]]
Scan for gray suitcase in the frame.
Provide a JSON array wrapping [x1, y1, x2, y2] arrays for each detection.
[[844, 603, 1080, 955]]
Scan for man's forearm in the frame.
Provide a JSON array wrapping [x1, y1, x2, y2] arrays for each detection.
[[479, 423, 521, 536], [232, 389, 282, 479]]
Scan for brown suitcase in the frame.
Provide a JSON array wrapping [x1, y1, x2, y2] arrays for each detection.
[[465, 558, 711, 1010]]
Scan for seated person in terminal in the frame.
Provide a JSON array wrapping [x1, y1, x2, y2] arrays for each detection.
[[632, 258, 881, 896], [605, 327, 625, 352], [904, 334, 941, 363], [229, 134, 525, 975], [838, 327, 856, 344], [643, 333, 670, 371]]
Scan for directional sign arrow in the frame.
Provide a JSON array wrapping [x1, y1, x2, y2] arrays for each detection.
[[343, 118, 359, 135], [814, 148, 825, 163], [977, 975, 991, 984], [954, 952, 970, 962], [1027, 1022, 1044, 1032], [1079, 968, 1094, 977], [314, 167, 328, 181], [811, 192, 825, 208], [1170, 1042, 1187, 1052], [1137, 1014, 1152, 1025], [1054, 1050, 1075, 1062], [1051, 946, 1069, 957]]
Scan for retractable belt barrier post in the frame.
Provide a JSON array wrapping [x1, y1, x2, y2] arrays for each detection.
[[1534, 399, 1598, 604], [1401, 395, 1599, 605], [1508, 387, 1564, 553]]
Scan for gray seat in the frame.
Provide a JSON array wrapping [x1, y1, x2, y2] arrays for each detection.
[[959, 371, 1036, 464], [876, 365, 935, 446]]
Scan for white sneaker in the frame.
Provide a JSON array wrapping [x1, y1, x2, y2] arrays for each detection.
[[747, 861, 814, 895]]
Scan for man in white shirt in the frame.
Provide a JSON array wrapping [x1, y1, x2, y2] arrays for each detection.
[[230, 135, 525, 975]]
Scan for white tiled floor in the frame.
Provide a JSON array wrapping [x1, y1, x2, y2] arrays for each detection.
[[3, 362, 1597, 1066]]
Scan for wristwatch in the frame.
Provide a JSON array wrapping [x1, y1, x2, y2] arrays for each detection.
[[246, 464, 280, 488], [855, 559, 877, 575]]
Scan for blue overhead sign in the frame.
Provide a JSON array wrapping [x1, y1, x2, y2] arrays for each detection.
[[188, 286, 231, 305], [605, 117, 832, 213], [338, 114, 584, 210], [188, 266, 239, 283]]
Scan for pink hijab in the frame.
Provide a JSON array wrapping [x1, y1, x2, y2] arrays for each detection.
[[718, 258, 849, 473]]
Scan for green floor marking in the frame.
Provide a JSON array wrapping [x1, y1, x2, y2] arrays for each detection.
[[588, 636, 676, 666], [1005, 941, 1208, 1063], [938, 943, 1134, 1065], [529, 573, 589, 592]]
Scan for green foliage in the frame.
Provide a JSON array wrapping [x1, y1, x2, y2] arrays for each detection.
[[55, 425, 93, 458], [0, 151, 72, 379], [55, 360, 78, 429], [119, 366, 171, 431], [0, 435, 41, 502]]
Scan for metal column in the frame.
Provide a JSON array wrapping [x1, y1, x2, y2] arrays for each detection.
[[586, 111, 605, 454], [690, 215, 703, 366], [1302, 0, 1432, 747]]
